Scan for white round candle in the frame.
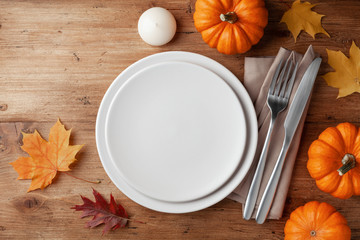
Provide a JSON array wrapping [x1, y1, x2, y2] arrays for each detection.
[[138, 7, 177, 46]]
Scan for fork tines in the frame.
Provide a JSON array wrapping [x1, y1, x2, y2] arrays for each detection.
[[269, 55, 299, 99]]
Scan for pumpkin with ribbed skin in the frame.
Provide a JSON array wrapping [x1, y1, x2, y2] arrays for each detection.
[[193, 0, 268, 55], [284, 201, 351, 240], [307, 122, 360, 199]]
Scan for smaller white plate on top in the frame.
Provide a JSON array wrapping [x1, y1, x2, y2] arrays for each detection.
[[105, 61, 247, 203]]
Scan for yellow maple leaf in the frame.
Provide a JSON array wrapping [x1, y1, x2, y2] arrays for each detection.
[[10, 119, 83, 192], [281, 0, 330, 42], [323, 41, 360, 98]]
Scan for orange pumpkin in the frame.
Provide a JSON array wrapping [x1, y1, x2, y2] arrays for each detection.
[[284, 201, 351, 240], [193, 0, 268, 55], [307, 122, 360, 199]]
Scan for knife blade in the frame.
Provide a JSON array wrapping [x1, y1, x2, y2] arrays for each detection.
[[284, 57, 322, 140], [255, 57, 322, 224]]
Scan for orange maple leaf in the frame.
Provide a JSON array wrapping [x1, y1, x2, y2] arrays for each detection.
[[10, 119, 83, 192]]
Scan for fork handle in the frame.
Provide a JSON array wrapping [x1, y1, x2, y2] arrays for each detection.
[[243, 118, 275, 220], [255, 135, 291, 224]]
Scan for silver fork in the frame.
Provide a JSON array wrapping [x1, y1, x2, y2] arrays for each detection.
[[243, 57, 298, 220]]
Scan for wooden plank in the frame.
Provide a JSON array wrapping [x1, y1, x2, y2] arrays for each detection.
[[1, 122, 360, 239], [1, 0, 360, 239]]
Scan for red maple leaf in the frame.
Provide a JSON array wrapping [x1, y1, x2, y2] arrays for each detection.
[[72, 189, 129, 234]]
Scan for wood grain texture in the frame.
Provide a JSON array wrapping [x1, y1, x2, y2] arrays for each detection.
[[1, 0, 360, 239]]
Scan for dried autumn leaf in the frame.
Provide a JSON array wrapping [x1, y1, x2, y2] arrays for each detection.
[[10, 119, 83, 192], [280, 0, 330, 42], [323, 41, 360, 98], [72, 189, 129, 234]]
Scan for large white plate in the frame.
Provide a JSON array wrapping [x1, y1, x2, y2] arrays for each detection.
[[96, 51, 258, 213], [105, 61, 247, 203]]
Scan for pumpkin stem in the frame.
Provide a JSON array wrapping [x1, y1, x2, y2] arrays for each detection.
[[310, 230, 316, 237], [337, 153, 356, 176], [220, 12, 238, 24]]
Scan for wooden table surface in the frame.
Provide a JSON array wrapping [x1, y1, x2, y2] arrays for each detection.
[[1, 0, 360, 239]]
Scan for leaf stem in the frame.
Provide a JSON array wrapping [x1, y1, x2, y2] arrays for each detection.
[[130, 219, 146, 224], [63, 171, 101, 184], [280, 0, 291, 9]]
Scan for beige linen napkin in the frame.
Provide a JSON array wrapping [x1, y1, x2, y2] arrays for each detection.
[[228, 45, 319, 219]]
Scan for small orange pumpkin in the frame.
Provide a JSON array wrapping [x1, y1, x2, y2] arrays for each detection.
[[307, 122, 360, 199], [284, 201, 351, 240], [193, 0, 268, 55]]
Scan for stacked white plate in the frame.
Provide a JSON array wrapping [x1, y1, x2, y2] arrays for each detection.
[[96, 51, 258, 213]]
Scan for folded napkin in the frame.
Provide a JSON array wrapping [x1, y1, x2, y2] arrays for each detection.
[[228, 45, 319, 220]]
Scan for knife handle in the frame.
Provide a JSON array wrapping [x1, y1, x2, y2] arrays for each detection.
[[255, 135, 291, 224], [243, 118, 275, 220]]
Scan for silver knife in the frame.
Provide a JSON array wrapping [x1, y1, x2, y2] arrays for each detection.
[[255, 57, 322, 224]]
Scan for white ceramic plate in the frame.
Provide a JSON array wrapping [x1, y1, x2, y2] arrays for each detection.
[[105, 61, 247, 203], [96, 51, 258, 213]]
